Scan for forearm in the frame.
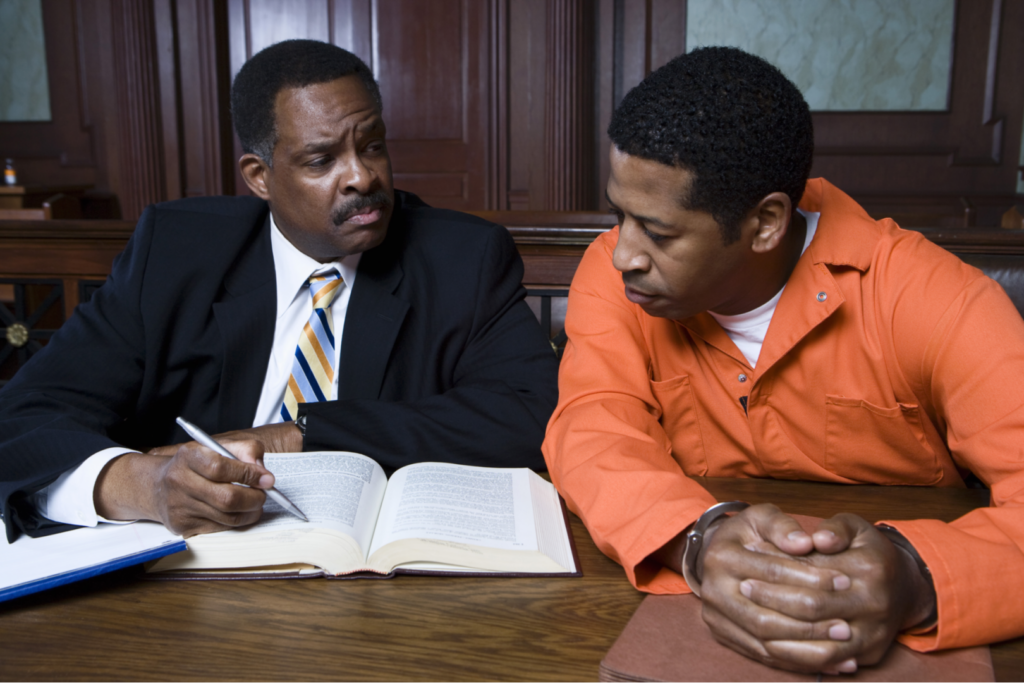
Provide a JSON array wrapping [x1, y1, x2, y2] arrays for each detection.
[[0, 413, 130, 542], [885, 510, 1024, 650], [93, 452, 161, 522], [544, 399, 715, 591]]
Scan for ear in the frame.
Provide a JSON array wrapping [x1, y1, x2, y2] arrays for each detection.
[[239, 153, 272, 200], [749, 192, 793, 254]]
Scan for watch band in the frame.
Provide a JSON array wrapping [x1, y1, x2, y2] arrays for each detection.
[[681, 501, 750, 597]]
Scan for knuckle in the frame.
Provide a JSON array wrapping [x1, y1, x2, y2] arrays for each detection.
[[211, 484, 241, 511], [798, 591, 828, 619], [209, 457, 235, 480], [750, 610, 775, 637], [222, 511, 248, 527]]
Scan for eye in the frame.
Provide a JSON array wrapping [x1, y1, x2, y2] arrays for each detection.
[[307, 156, 332, 169], [643, 227, 668, 243], [364, 140, 386, 154]]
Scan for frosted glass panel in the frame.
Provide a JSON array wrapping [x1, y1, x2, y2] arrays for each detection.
[[686, 0, 954, 111], [0, 0, 52, 122]]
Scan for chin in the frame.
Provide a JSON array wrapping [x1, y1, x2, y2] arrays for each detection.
[[642, 302, 691, 321], [334, 221, 388, 256]]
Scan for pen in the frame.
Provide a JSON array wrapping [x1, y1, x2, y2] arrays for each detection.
[[175, 417, 309, 523]]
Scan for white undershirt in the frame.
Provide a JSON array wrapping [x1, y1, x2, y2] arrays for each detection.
[[30, 214, 360, 527], [707, 210, 819, 368]]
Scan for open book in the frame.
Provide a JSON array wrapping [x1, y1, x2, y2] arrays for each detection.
[[148, 452, 580, 579]]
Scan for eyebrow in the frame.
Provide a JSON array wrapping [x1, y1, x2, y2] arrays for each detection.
[[298, 119, 385, 154], [301, 141, 337, 154], [605, 191, 674, 229], [356, 118, 384, 134]]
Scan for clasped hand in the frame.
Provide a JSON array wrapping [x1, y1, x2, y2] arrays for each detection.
[[696, 504, 933, 675]]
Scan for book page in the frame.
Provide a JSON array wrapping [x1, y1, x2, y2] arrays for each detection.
[[253, 451, 387, 555], [528, 470, 576, 573], [151, 451, 389, 574], [367, 463, 538, 557]]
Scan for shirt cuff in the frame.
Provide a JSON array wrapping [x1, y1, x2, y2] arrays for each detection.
[[27, 447, 138, 526]]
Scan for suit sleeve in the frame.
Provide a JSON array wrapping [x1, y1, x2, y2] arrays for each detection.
[[302, 224, 559, 472], [881, 247, 1024, 651], [541, 230, 716, 593], [0, 208, 154, 542]]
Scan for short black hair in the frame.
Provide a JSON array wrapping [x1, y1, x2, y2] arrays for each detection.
[[608, 46, 813, 244], [231, 39, 382, 164]]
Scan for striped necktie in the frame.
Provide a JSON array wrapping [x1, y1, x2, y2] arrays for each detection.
[[280, 269, 343, 422]]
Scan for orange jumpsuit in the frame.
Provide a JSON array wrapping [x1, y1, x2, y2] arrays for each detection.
[[543, 179, 1024, 651]]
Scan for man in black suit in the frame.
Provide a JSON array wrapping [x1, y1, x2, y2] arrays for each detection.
[[0, 40, 558, 541]]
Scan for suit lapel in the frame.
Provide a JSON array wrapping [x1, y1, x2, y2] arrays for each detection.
[[338, 211, 410, 401], [212, 215, 276, 429]]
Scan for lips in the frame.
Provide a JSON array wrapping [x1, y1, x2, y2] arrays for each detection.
[[342, 206, 382, 225], [624, 285, 658, 305]]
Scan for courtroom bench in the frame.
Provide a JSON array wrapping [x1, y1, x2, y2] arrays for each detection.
[[3, 215, 1024, 384]]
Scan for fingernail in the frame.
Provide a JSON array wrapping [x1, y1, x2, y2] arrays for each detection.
[[837, 658, 858, 673], [259, 474, 274, 489], [828, 622, 851, 640], [833, 574, 851, 590], [739, 580, 753, 598], [787, 531, 809, 541]]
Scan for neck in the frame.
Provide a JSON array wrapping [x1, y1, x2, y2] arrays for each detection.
[[717, 211, 808, 316]]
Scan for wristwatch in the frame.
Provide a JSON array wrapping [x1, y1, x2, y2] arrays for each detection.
[[681, 501, 750, 597], [294, 413, 308, 439]]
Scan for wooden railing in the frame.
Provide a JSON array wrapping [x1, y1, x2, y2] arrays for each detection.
[[3, 214, 1024, 381]]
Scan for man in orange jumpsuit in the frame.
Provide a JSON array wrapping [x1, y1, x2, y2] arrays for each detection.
[[543, 46, 1024, 674]]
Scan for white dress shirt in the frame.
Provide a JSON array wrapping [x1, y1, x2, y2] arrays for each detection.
[[29, 213, 360, 527]]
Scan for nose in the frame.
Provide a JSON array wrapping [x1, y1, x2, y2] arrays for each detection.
[[337, 152, 377, 196], [611, 222, 651, 274]]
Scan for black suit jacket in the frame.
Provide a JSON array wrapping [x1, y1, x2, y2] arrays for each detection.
[[0, 191, 558, 540]]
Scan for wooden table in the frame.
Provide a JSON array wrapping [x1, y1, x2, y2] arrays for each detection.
[[0, 478, 1020, 681]]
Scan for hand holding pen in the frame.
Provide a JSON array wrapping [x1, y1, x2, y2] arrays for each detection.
[[176, 417, 309, 522]]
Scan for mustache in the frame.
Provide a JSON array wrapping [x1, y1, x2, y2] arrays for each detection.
[[621, 273, 651, 291], [331, 190, 393, 226]]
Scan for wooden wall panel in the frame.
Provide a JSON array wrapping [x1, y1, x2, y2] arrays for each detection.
[[543, 0, 596, 211], [110, 0, 165, 220], [225, 0, 501, 211], [808, 0, 1023, 224], [0, 0, 234, 220], [0, 1, 105, 191], [507, 0, 547, 211], [376, 0, 463, 140], [377, 0, 484, 208], [170, 0, 234, 198], [2, 1, 1018, 221], [596, 0, 1024, 224], [248, 0, 331, 46]]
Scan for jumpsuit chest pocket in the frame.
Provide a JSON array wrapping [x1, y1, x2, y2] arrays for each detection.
[[824, 395, 940, 485], [650, 374, 708, 475]]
